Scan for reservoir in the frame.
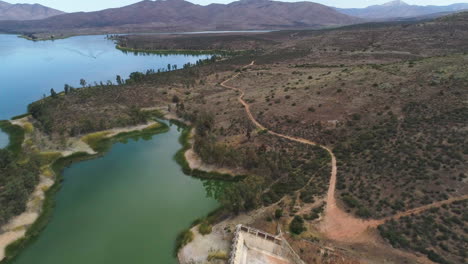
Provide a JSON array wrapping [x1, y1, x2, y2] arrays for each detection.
[[0, 34, 219, 263], [10, 123, 219, 264]]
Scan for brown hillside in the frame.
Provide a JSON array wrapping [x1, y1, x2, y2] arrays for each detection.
[[0, 0, 360, 35]]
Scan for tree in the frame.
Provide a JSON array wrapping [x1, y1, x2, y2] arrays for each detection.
[[116, 75, 122, 85], [50, 88, 57, 98], [290, 216, 306, 234], [64, 84, 70, 94], [128, 72, 145, 83], [79, 79, 87, 87], [167, 64, 171, 71], [275, 209, 283, 219]]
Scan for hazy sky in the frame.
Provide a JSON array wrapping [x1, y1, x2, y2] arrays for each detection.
[[7, 0, 468, 12]]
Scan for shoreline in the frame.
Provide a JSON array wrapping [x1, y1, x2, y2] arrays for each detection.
[[184, 129, 247, 177], [0, 113, 241, 263], [0, 117, 170, 263], [0, 46, 238, 263], [115, 44, 238, 56], [10, 29, 275, 42], [17, 34, 70, 42]]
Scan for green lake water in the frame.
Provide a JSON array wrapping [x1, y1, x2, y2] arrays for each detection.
[[10, 124, 219, 264]]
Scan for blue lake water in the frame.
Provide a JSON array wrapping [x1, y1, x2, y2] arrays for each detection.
[[0, 34, 210, 148], [0, 132, 7, 149]]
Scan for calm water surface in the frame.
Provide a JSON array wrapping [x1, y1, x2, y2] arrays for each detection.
[[0, 34, 210, 147], [11, 124, 219, 264], [1, 35, 220, 263], [0, 132, 7, 149]]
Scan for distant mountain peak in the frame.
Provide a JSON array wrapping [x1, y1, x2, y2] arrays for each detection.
[[0, 0, 65, 21], [382, 0, 409, 6], [338, 1, 468, 20]]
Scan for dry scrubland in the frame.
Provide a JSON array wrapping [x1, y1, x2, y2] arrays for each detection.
[[8, 13, 468, 264]]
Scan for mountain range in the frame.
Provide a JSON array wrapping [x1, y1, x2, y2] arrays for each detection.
[[0, 0, 64, 20], [1, 0, 468, 37], [337, 0, 468, 20], [0, 0, 360, 35]]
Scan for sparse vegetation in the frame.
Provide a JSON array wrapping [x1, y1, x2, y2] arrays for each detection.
[[379, 200, 467, 264]]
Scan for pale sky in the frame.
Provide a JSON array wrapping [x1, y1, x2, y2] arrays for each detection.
[[6, 0, 468, 12]]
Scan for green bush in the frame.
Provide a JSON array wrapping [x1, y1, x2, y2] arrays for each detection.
[[290, 215, 306, 235], [198, 222, 212, 235], [275, 208, 283, 219]]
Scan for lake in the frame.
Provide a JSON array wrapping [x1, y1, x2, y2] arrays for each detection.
[[0, 34, 220, 263], [0, 34, 210, 148], [10, 123, 219, 264]]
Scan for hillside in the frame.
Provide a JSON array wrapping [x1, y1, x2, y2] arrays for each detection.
[[0, 0, 360, 37], [337, 0, 468, 20], [0, 0, 64, 21]]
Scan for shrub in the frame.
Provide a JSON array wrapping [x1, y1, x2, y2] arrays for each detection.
[[207, 250, 228, 261], [199, 222, 213, 235], [275, 209, 283, 219], [356, 207, 371, 218], [290, 215, 306, 235], [351, 113, 361, 120]]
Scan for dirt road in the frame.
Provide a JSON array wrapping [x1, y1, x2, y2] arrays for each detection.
[[220, 61, 468, 244]]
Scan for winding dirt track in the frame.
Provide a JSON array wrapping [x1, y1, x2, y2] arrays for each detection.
[[220, 62, 468, 243]]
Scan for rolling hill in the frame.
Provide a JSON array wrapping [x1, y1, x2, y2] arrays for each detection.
[[0, 0, 64, 21]]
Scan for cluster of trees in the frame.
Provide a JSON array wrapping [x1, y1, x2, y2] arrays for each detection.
[[0, 149, 39, 226], [180, 111, 331, 214], [182, 56, 219, 69], [290, 215, 306, 235], [45, 56, 220, 101], [27, 53, 226, 138]]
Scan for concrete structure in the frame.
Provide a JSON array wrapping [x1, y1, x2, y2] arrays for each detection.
[[229, 225, 305, 264]]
